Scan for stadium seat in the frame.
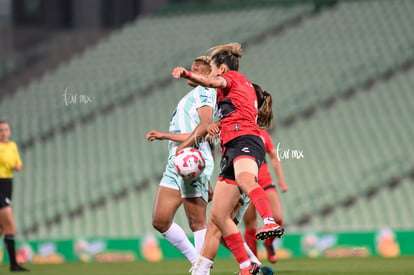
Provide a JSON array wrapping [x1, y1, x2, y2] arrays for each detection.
[[9, 0, 414, 238]]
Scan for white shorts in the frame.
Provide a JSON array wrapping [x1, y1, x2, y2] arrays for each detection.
[[160, 154, 214, 202], [233, 193, 251, 224]]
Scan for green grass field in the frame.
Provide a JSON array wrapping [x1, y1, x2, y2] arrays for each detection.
[[1, 257, 414, 275]]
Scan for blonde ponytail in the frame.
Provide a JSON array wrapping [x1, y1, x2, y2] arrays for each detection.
[[208, 42, 243, 59]]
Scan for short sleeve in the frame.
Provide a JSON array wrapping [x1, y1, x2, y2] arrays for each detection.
[[219, 71, 238, 92], [196, 87, 216, 109], [13, 143, 22, 166]]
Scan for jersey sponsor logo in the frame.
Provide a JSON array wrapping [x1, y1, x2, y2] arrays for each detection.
[[241, 147, 250, 153], [5, 197, 11, 205]]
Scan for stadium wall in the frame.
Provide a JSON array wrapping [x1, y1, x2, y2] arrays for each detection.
[[1, 230, 412, 264]]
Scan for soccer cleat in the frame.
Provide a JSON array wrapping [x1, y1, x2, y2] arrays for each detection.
[[239, 262, 260, 275], [264, 241, 277, 264], [190, 266, 210, 275], [10, 264, 29, 272], [190, 257, 212, 275], [259, 265, 274, 275], [255, 224, 284, 240]]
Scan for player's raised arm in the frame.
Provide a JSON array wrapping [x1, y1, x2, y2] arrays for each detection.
[[146, 130, 190, 142], [176, 105, 213, 153], [267, 149, 288, 192], [171, 67, 227, 89]]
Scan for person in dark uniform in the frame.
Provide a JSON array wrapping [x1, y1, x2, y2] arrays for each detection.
[[0, 120, 29, 272]]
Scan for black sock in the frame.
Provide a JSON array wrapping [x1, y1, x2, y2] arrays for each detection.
[[4, 234, 18, 266]]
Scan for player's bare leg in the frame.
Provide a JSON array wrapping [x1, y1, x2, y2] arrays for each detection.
[[0, 206, 29, 272], [152, 186, 198, 265], [183, 197, 208, 254]]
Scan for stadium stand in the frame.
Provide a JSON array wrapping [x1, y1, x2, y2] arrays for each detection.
[[4, 0, 414, 239], [276, 66, 414, 230], [242, 0, 414, 124], [306, 177, 414, 232], [9, 2, 314, 239], [0, 3, 311, 149], [0, 28, 107, 99]]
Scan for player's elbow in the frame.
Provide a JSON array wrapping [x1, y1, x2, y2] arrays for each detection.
[[201, 79, 215, 88], [207, 82, 217, 88], [204, 78, 221, 88]]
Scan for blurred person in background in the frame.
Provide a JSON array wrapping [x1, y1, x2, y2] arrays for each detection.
[[0, 120, 29, 272], [243, 125, 288, 264], [244, 84, 288, 262]]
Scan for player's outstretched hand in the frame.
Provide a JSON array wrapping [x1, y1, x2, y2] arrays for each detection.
[[171, 67, 188, 78], [279, 180, 289, 193], [207, 121, 221, 137], [146, 130, 164, 141]]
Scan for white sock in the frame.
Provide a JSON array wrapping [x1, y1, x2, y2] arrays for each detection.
[[191, 256, 213, 275], [193, 228, 206, 255], [162, 223, 198, 265], [244, 242, 261, 265], [264, 217, 276, 225], [240, 260, 251, 269]]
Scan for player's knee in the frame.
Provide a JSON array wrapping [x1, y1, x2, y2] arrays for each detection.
[[236, 172, 258, 193], [3, 229, 15, 235], [0, 219, 15, 234], [1, 224, 15, 235], [210, 212, 226, 229], [188, 219, 206, 232], [152, 218, 170, 233]]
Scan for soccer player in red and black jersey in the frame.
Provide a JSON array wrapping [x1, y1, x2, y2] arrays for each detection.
[[172, 43, 283, 275], [243, 127, 288, 264]]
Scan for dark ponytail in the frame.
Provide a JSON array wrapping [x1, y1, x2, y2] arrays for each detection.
[[253, 83, 274, 129]]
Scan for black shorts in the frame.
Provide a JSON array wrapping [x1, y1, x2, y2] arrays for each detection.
[[0, 178, 13, 208], [219, 135, 265, 184], [263, 184, 276, 191]]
